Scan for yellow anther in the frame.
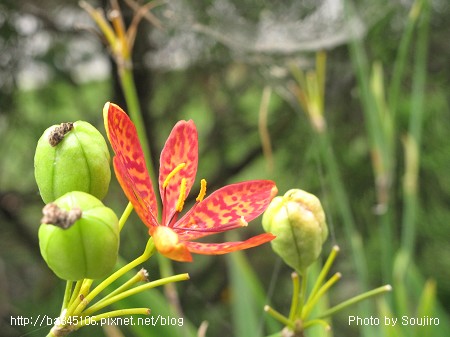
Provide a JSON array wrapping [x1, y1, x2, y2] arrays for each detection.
[[196, 179, 207, 202], [163, 163, 186, 188], [176, 178, 187, 212]]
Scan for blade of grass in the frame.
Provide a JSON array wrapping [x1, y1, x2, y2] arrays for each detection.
[[401, 0, 430, 257], [226, 244, 282, 337]]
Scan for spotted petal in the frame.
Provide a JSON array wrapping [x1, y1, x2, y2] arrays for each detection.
[[159, 120, 198, 225], [184, 233, 276, 255], [175, 180, 278, 240], [103, 102, 159, 228]]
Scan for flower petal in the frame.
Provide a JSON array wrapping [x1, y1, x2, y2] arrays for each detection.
[[159, 120, 198, 224], [184, 233, 276, 255], [175, 180, 277, 239], [152, 226, 193, 262], [104, 102, 159, 227]]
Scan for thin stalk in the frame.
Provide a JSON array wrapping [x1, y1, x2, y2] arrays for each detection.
[[389, 0, 425, 117], [316, 132, 369, 289], [316, 285, 392, 319], [82, 273, 189, 316], [288, 273, 300, 321], [302, 273, 341, 320], [117, 65, 157, 188], [61, 281, 73, 313], [72, 238, 155, 316], [67, 280, 83, 308], [401, 0, 429, 258], [77, 308, 151, 328], [347, 14, 394, 288], [117, 49, 183, 322], [95, 268, 148, 304], [296, 273, 308, 318], [303, 319, 330, 331], [118, 202, 134, 232], [306, 246, 339, 303], [264, 305, 294, 330]]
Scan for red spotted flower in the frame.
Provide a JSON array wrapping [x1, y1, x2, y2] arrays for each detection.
[[103, 102, 277, 262]]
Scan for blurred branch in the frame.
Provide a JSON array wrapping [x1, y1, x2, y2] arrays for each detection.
[[0, 192, 39, 254]]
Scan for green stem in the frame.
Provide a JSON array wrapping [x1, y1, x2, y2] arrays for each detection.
[[401, 0, 429, 258], [65, 279, 93, 319], [316, 285, 392, 319], [388, 0, 425, 117], [296, 273, 308, 318], [288, 273, 300, 321], [95, 268, 148, 305], [119, 202, 134, 232], [118, 65, 157, 188], [316, 132, 369, 289], [72, 238, 155, 316], [61, 281, 73, 313], [77, 308, 151, 328], [306, 246, 339, 304], [303, 319, 330, 331], [264, 305, 294, 330], [83, 273, 189, 316], [67, 280, 83, 308], [302, 273, 341, 320]]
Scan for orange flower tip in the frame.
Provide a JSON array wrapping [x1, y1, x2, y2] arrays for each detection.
[[153, 226, 192, 262], [238, 216, 248, 227], [267, 233, 277, 241], [146, 309, 152, 315]]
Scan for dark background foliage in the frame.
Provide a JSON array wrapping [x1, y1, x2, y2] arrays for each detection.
[[1, 0, 449, 336]]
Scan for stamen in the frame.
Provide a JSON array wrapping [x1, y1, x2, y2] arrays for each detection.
[[163, 163, 186, 188], [176, 178, 187, 212], [196, 179, 207, 202], [238, 216, 248, 227]]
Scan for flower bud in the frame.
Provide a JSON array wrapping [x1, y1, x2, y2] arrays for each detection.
[[262, 189, 328, 273], [39, 191, 119, 280], [34, 121, 111, 204]]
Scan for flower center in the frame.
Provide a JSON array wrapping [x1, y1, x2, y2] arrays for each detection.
[[162, 164, 208, 226]]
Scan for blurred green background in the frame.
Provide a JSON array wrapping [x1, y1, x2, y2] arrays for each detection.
[[0, 0, 449, 336]]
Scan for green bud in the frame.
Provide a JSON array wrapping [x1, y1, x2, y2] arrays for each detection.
[[262, 189, 328, 273], [39, 191, 119, 280], [34, 121, 111, 204]]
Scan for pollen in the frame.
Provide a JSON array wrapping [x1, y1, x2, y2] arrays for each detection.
[[163, 163, 186, 188], [176, 178, 187, 212], [196, 179, 207, 202]]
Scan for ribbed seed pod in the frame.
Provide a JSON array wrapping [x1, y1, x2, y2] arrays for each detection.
[[34, 121, 111, 203], [262, 189, 328, 274], [39, 191, 119, 280]]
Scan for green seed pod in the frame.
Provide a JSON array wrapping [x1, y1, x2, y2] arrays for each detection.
[[39, 191, 119, 280], [34, 121, 111, 204], [262, 189, 328, 274]]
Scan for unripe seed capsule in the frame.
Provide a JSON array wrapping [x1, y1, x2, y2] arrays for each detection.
[[38, 191, 119, 280], [262, 189, 328, 274], [34, 121, 111, 203]]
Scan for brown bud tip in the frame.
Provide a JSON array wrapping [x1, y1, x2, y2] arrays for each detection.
[[48, 122, 74, 146], [41, 203, 82, 229]]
